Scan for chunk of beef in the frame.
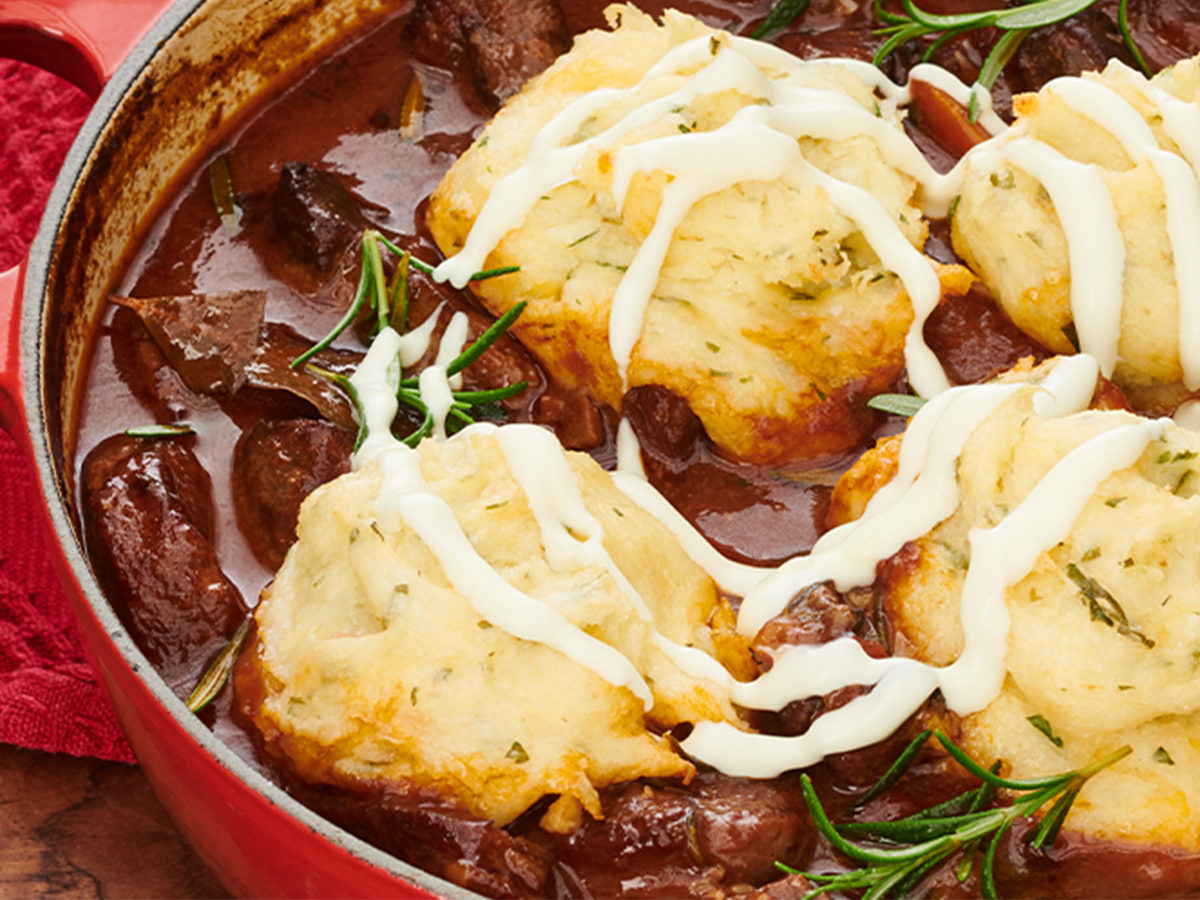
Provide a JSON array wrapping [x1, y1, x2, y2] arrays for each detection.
[[532, 385, 607, 450], [232, 418, 354, 570], [623, 384, 703, 463], [273, 162, 369, 276], [405, 0, 568, 109], [548, 773, 818, 896], [264, 773, 552, 898], [83, 435, 246, 693]]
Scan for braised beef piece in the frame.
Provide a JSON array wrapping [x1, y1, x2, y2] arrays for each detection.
[[82, 435, 246, 694], [405, 0, 569, 109], [623, 384, 704, 464], [273, 162, 369, 277], [281, 779, 552, 898], [532, 385, 607, 450], [232, 419, 354, 570], [544, 773, 818, 897]]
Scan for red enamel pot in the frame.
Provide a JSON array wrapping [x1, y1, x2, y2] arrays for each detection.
[[0, 2, 467, 896]]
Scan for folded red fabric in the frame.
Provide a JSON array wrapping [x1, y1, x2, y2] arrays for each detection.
[[0, 57, 134, 762]]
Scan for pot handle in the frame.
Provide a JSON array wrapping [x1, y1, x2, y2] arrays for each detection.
[[0, 0, 177, 438], [0, 0, 179, 95], [0, 265, 27, 442]]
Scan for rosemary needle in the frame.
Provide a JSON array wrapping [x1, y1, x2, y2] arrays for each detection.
[[781, 730, 1132, 899]]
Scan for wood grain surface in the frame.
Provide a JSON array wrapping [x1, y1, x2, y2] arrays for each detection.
[[0, 743, 229, 899]]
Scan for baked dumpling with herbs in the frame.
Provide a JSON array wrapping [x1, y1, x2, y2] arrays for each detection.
[[830, 360, 1200, 851], [428, 4, 969, 465], [235, 426, 751, 831], [951, 54, 1200, 409]]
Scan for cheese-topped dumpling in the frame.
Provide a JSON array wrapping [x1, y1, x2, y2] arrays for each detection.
[[429, 5, 968, 465], [951, 54, 1200, 405], [839, 367, 1200, 850], [235, 425, 750, 829]]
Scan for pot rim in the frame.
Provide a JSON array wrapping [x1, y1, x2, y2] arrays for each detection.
[[20, 3, 478, 896]]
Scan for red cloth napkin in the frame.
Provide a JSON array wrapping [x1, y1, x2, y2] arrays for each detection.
[[0, 57, 134, 763]]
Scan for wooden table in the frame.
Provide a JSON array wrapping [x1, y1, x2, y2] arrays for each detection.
[[0, 743, 229, 898]]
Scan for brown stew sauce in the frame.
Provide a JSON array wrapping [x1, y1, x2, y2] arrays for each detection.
[[74, 0, 1200, 896]]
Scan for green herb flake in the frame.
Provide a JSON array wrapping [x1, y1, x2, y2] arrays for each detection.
[[1027, 714, 1064, 748], [1066, 563, 1156, 649], [990, 169, 1015, 190], [410, 686, 419, 706], [1153, 746, 1176, 765], [125, 423, 195, 439], [567, 229, 599, 248], [1081, 547, 1101, 562], [867, 393, 927, 417], [751, 0, 812, 39], [705, 341, 721, 353], [186, 618, 251, 713], [207, 153, 241, 234], [1105, 496, 1126, 507], [506, 741, 530, 764]]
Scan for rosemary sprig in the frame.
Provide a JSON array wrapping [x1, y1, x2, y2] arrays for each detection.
[[785, 730, 1131, 899], [751, 0, 813, 40], [871, 0, 1152, 119], [307, 305, 530, 449], [187, 617, 251, 713], [290, 229, 520, 368]]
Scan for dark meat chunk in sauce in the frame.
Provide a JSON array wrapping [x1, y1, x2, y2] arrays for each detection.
[[272, 776, 552, 898], [532, 385, 607, 450], [232, 418, 354, 570], [273, 162, 369, 278], [405, 0, 569, 109], [546, 773, 817, 896], [82, 435, 246, 693]]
